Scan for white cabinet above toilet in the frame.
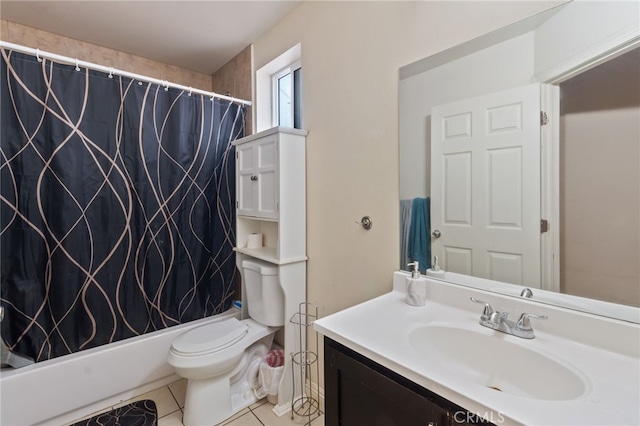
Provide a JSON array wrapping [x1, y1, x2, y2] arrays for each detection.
[[233, 127, 307, 264]]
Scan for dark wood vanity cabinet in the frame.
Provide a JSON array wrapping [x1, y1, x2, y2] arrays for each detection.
[[324, 337, 494, 426]]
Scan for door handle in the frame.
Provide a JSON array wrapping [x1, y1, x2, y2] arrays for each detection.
[[432, 230, 441, 238]]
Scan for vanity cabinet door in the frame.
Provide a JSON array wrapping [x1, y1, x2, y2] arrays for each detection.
[[325, 338, 450, 426]]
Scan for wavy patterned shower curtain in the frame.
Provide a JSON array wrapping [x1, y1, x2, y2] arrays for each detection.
[[0, 50, 245, 362]]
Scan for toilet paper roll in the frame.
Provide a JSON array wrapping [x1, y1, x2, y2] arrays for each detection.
[[246, 233, 263, 249]]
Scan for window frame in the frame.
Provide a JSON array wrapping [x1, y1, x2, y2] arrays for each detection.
[[271, 60, 301, 129]]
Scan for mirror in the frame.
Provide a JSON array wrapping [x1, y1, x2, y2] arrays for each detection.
[[399, 1, 640, 322]]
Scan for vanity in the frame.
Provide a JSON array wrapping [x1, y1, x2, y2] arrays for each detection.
[[314, 272, 640, 425], [365, 3, 640, 422]]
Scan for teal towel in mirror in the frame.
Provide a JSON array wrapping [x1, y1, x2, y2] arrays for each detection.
[[408, 197, 430, 273]]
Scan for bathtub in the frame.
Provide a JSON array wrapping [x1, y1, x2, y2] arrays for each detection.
[[0, 308, 240, 426]]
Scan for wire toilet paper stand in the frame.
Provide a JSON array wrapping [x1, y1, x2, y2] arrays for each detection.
[[289, 302, 321, 425]]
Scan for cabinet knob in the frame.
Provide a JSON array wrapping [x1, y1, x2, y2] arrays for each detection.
[[250, 175, 258, 181]]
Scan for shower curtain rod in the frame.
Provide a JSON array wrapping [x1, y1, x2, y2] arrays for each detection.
[[0, 41, 252, 106]]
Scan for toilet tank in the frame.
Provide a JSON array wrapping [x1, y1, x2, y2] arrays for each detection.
[[242, 259, 284, 326]]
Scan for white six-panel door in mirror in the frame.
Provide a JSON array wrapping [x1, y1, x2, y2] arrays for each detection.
[[431, 84, 544, 288]]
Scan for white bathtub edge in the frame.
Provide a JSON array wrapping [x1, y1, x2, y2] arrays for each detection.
[[50, 373, 182, 426], [1, 308, 240, 426]]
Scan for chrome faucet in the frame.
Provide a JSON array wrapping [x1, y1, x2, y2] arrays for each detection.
[[470, 297, 547, 339]]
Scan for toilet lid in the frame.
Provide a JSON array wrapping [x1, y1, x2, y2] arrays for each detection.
[[172, 318, 248, 355]]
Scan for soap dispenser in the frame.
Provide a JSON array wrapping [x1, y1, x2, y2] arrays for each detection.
[[406, 262, 427, 306], [426, 256, 446, 279]]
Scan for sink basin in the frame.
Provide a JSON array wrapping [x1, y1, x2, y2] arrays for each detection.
[[409, 325, 587, 401]]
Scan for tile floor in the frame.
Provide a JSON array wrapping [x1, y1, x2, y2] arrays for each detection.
[[73, 379, 324, 426]]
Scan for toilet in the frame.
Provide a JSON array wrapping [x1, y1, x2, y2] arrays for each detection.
[[168, 259, 284, 426]]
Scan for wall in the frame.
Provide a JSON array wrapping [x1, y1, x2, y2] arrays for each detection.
[[560, 49, 640, 306], [213, 45, 253, 134], [1, 0, 564, 326], [1, 20, 213, 90], [1, 0, 576, 393], [251, 2, 564, 393], [533, 0, 640, 79], [251, 0, 562, 319]]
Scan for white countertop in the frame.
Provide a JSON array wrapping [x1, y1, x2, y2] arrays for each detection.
[[314, 272, 640, 425]]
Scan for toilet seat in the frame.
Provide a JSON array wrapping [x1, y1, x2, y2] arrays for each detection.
[[171, 318, 248, 356]]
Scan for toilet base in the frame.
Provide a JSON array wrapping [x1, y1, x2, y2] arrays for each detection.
[[182, 340, 272, 426]]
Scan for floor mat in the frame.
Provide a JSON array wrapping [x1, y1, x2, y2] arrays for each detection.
[[72, 399, 158, 426]]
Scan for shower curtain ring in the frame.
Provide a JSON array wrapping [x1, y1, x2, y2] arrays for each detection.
[[108, 67, 114, 79], [188, 87, 192, 96], [75, 59, 80, 71], [35, 49, 42, 62], [163, 80, 169, 91]]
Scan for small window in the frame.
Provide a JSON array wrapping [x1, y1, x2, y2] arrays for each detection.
[[273, 62, 302, 129]]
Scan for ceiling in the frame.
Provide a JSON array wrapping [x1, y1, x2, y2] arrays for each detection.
[[0, 1, 302, 75]]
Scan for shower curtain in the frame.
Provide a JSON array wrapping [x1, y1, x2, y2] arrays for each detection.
[[0, 50, 245, 362]]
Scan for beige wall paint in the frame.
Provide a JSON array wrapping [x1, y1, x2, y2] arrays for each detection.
[[561, 107, 640, 306], [252, 1, 564, 392], [1, 1, 567, 323], [1, 20, 213, 90], [560, 50, 640, 306], [251, 1, 564, 320], [2, 1, 572, 394]]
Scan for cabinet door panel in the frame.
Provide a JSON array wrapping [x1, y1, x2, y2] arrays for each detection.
[[237, 143, 257, 216], [256, 136, 279, 219], [325, 339, 449, 426], [325, 338, 495, 426], [257, 169, 278, 218], [257, 137, 277, 169], [236, 136, 279, 219]]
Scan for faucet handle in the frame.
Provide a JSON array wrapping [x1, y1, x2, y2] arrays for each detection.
[[470, 297, 494, 318], [516, 313, 548, 331]]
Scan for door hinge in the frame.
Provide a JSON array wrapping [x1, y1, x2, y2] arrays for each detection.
[[540, 111, 548, 126], [540, 219, 549, 233]]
